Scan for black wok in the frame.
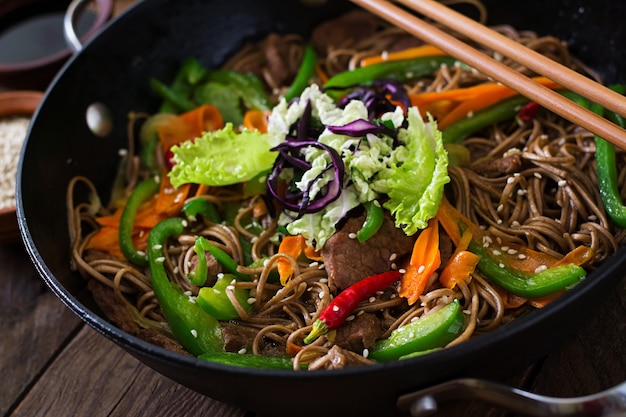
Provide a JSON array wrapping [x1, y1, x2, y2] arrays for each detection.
[[16, 1, 626, 416]]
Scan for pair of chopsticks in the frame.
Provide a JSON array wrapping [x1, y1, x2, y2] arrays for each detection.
[[350, 0, 626, 150]]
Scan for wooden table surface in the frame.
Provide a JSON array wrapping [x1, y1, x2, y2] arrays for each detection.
[[2, 1, 626, 416]]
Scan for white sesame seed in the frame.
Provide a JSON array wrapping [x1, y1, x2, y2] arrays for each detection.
[[118, 148, 128, 156], [217, 273, 224, 279], [137, 250, 146, 257], [518, 254, 527, 259], [373, 200, 381, 207], [226, 285, 235, 291], [309, 261, 319, 267], [191, 329, 198, 338], [497, 204, 504, 212], [332, 305, 340, 312], [369, 296, 376, 303], [238, 348, 247, 354], [492, 250, 501, 256], [417, 265, 425, 274], [348, 232, 357, 239], [558, 180, 567, 187], [534, 172, 543, 179], [155, 256, 165, 263], [247, 297, 256, 304], [508, 249, 518, 255], [153, 244, 162, 250], [499, 263, 505, 268], [213, 289, 221, 294], [398, 268, 406, 274], [181, 219, 189, 227], [389, 253, 398, 261], [184, 290, 192, 296], [363, 349, 370, 358], [507, 177, 515, 184], [346, 315, 355, 321], [319, 291, 325, 299]]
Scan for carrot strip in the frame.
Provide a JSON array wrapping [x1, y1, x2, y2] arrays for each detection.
[[437, 77, 561, 129], [277, 235, 307, 285], [243, 109, 270, 133], [439, 229, 480, 289], [399, 217, 441, 305], [155, 171, 191, 216], [158, 104, 224, 153], [360, 45, 446, 67], [315, 62, 329, 84]]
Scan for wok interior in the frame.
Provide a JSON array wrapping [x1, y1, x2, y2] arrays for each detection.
[[17, 0, 626, 416]]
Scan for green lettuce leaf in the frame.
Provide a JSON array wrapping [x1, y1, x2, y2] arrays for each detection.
[[383, 108, 449, 235], [168, 123, 279, 187]]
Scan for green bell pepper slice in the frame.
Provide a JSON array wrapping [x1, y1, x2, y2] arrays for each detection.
[[369, 299, 464, 361], [196, 273, 252, 320], [148, 218, 224, 356]]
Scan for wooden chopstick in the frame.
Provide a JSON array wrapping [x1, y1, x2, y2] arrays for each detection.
[[399, 0, 626, 120], [350, 0, 626, 150]]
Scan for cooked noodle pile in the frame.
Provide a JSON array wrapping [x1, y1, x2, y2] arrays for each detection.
[[67, 2, 626, 370]]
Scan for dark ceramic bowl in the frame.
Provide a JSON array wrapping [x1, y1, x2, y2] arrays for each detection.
[[0, 0, 113, 90], [16, 0, 626, 416]]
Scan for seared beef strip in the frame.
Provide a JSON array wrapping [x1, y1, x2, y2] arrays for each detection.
[[334, 312, 383, 352], [321, 212, 415, 291]]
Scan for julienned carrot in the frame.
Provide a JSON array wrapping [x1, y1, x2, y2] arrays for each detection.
[[277, 235, 306, 285], [158, 104, 224, 153], [439, 229, 480, 289], [155, 171, 191, 216], [243, 109, 270, 133], [399, 217, 441, 305], [360, 44, 446, 67], [409, 77, 562, 129], [277, 235, 322, 285]]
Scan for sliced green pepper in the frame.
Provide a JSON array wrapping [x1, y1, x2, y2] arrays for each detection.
[[199, 352, 300, 370], [468, 240, 586, 298], [196, 273, 251, 320], [150, 77, 196, 113], [324, 55, 458, 89], [283, 44, 317, 102], [369, 299, 464, 361], [194, 81, 244, 125], [148, 218, 224, 356], [183, 197, 221, 223], [190, 236, 249, 283], [205, 70, 272, 111], [357, 200, 384, 243], [119, 176, 160, 266], [442, 95, 530, 144], [580, 84, 626, 228]]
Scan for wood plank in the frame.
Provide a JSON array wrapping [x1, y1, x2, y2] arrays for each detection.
[[526, 275, 626, 399], [9, 326, 249, 417], [0, 242, 82, 416]]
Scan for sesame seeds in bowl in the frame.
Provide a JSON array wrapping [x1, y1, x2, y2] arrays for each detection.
[[0, 91, 43, 244]]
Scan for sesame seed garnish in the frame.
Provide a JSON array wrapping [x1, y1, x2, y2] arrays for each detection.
[[247, 297, 256, 304], [534, 172, 543, 179], [417, 265, 426, 274], [319, 291, 325, 299], [558, 180, 567, 187], [181, 219, 188, 227], [535, 265, 548, 273], [348, 232, 357, 239], [213, 289, 221, 294], [191, 329, 198, 338], [346, 315, 355, 321], [389, 253, 398, 261], [155, 256, 165, 263], [398, 268, 406, 274], [492, 249, 501, 256], [499, 263, 505, 268], [153, 244, 162, 250], [137, 250, 146, 257], [369, 296, 376, 303], [332, 305, 340, 312], [238, 348, 247, 354], [363, 349, 370, 358], [518, 254, 527, 259]]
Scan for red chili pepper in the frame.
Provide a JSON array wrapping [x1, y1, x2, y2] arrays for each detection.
[[303, 270, 402, 344], [518, 101, 540, 122]]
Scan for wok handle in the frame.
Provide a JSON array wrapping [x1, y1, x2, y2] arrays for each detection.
[[64, 0, 113, 52], [63, 0, 88, 52], [397, 378, 626, 417]]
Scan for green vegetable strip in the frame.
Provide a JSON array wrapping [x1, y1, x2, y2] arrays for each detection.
[[148, 218, 224, 356], [357, 200, 384, 243], [150, 78, 196, 112], [195, 236, 249, 281], [199, 352, 299, 370], [442, 95, 530, 144], [586, 85, 626, 228], [206, 70, 271, 111], [183, 198, 221, 223], [119, 176, 160, 266], [283, 44, 317, 102], [468, 240, 586, 298], [324, 55, 457, 89]]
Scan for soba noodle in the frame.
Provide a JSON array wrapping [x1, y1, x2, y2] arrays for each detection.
[[67, 2, 626, 370]]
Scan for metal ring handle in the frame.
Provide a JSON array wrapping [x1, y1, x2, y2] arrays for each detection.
[[64, 0, 113, 53], [397, 378, 626, 417]]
